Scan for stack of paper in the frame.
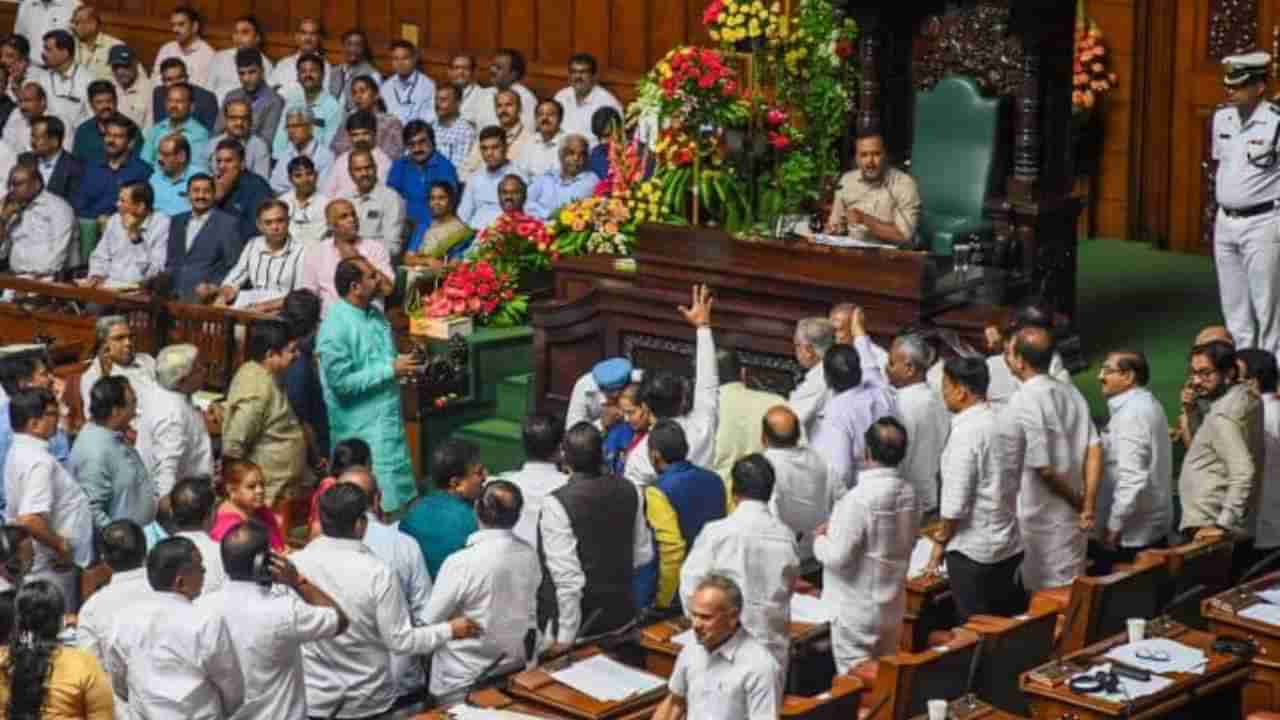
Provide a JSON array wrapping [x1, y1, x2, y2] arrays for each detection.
[[1071, 663, 1174, 704], [1255, 587, 1280, 605], [1240, 602, 1280, 627], [1104, 638, 1208, 675], [549, 655, 664, 702], [908, 538, 945, 578], [448, 706, 547, 720]]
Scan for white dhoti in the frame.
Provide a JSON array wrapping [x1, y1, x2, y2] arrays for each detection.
[[830, 596, 904, 673], [1215, 207, 1280, 354], [1018, 523, 1086, 592]]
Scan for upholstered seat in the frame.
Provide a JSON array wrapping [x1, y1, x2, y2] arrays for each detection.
[[911, 75, 1003, 255]]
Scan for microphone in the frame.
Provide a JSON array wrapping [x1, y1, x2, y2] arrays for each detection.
[[962, 636, 984, 700], [1148, 583, 1207, 638], [573, 607, 605, 647], [1241, 547, 1280, 584], [524, 628, 538, 671], [460, 653, 510, 705]]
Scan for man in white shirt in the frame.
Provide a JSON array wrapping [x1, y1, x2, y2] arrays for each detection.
[[292, 483, 477, 718], [985, 305, 1073, 407], [76, 519, 151, 714], [524, 98, 566, 178], [15, 0, 81, 52], [135, 344, 214, 498], [270, 105, 336, 195], [926, 357, 1023, 622], [341, 147, 406, 257], [104, 535, 244, 720], [3, 81, 45, 153], [450, 54, 488, 130], [169, 475, 227, 595], [539, 422, 650, 649], [151, 7, 215, 90], [423, 479, 542, 701], [382, 40, 435, 126], [39, 30, 89, 139], [789, 317, 835, 440], [761, 405, 839, 560], [652, 574, 780, 720], [205, 15, 274, 104], [108, 45, 152, 131], [473, 49, 537, 132], [1004, 327, 1102, 592], [200, 520, 347, 720], [497, 414, 568, 546], [457, 126, 526, 231], [815, 417, 918, 673], [77, 315, 157, 431], [1092, 350, 1173, 573], [0, 161, 74, 276], [554, 53, 623, 147], [461, 89, 534, 179], [624, 284, 719, 485], [3, 386, 92, 609], [886, 333, 950, 517], [279, 155, 331, 246], [680, 454, 800, 675], [85, 179, 169, 286], [269, 17, 331, 99]]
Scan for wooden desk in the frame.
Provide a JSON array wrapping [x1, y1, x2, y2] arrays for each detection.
[[1202, 571, 1280, 715], [415, 687, 565, 718], [507, 646, 667, 720], [635, 616, 828, 678], [906, 698, 1028, 720], [904, 571, 953, 652], [1019, 628, 1249, 720]]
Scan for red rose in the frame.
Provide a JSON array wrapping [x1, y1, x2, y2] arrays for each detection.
[[768, 131, 791, 150], [722, 80, 738, 97], [516, 221, 540, 238], [836, 40, 854, 59], [468, 297, 482, 312], [767, 108, 787, 126], [701, 0, 724, 25]]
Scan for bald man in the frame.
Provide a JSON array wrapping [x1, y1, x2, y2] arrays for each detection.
[[1004, 327, 1103, 591], [761, 405, 840, 560], [297, 198, 394, 315], [335, 467, 433, 702]]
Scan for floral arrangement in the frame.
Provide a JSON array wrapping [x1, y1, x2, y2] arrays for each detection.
[[421, 260, 527, 328], [548, 196, 635, 256], [470, 211, 558, 279], [1073, 7, 1117, 114], [649, 46, 751, 132], [703, 0, 786, 48]]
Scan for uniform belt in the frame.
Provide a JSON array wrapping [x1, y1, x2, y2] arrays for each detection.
[[1221, 200, 1279, 218]]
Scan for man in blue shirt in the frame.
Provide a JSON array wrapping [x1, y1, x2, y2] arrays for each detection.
[[140, 81, 210, 169], [71, 80, 134, 167], [0, 350, 71, 513], [527, 134, 598, 220], [148, 134, 199, 216], [457, 126, 527, 231], [269, 105, 335, 195], [274, 52, 341, 157], [388, 120, 457, 253], [74, 113, 151, 222], [210, 137, 273, 242], [400, 438, 485, 580]]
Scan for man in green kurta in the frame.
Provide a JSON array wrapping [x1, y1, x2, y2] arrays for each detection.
[[316, 256, 422, 511]]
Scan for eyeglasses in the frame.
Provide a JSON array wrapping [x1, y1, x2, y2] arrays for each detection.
[[1099, 365, 1124, 375], [1190, 367, 1219, 379]]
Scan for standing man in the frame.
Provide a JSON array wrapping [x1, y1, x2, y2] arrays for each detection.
[[1092, 350, 1172, 573], [76, 519, 151, 718], [761, 405, 839, 560], [652, 575, 780, 720], [108, 45, 151, 131], [78, 315, 157, 414], [680, 455, 800, 676], [341, 147, 407, 258], [316, 258, 421, 510], [0, 350, 71, 487], [432, 83, 476, 171], [134, 344, 214, 498], [382, 40, 435, 126], [886, 333, 950, 517], [555, 53, 622, 147], [814, 417, 918, 674], [927, 357, 1023, 621], [497, 414, 567, 547], [271, 105, 336, 195], [164, 172, 242, 302], [710, 349, 784, 488], [1213, 52, 1280, 354], [269, 18, 330, 99], [1004, 327, 1102, 591], [70, 376, 155, 529], [221, 320, 309, 518], [825, 133, 922, 248], [811, 343, 897, 491], [151, 7, 214, 89], [789, 317, 835, 440], [298, 199, 393, 313]]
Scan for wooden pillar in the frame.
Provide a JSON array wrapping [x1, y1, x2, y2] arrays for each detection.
[[857, 30, 882, 135], [1009, 44, 1041, 202]]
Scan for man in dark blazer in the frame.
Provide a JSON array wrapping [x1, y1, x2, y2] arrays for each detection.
[[165, 172, 244, 303], [24, 116, 82, 203], [152, 57, 219, 132]]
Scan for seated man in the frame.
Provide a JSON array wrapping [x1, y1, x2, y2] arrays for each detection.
[[297, 198, 392, 315], [148, 134, 198, 217], [141, 81, 210, 170], [25, 115, 82, 203], [278, 155, 331, 247], [269, 105, 335, 195], [825, 132, 921, 248], [527, 133, 597, 220], [646, 420, 727, 610], [73, 112, 151, 225], [206, 16, 275, 104], [555, 53, 624, 146], [319, 110, 391, 198], [109, 46, 152, 132], [163, 173, 243, 302], [458, 125, 526, 230], [210, 138, 272, 242], [218, 200, 307, 312], [388, 121, 458, 254], [206, 98, 270, 179], [3, 82, 47, 153], [86, 180, 169, 287], [72, 80, 127, 166], [524, 98, 566, 178], [215, 47, 282, 147], [341, 147, 406, 258], [150, 57, 218, 132], [0, 161, 74, 277]]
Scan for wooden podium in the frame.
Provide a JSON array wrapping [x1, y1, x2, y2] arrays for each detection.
[[532, 224, 1001, 415]]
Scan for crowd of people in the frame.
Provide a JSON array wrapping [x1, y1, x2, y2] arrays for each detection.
[[0, 6, 625, 303]]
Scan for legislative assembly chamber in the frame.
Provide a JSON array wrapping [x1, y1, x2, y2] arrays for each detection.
[[0, 0, 1274, 718]]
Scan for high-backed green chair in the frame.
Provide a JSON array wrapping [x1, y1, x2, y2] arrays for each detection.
[[911, 75, 1003, 255]]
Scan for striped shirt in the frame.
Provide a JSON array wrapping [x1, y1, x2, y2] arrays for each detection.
[[220, 234, 307, 296], [432, 116, 477, 171]]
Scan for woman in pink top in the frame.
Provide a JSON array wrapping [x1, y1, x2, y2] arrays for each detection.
[[211, 461, 286, 551]]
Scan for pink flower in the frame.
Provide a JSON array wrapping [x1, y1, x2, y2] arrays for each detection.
[[722, 80, 738, 97], [702, 0, 724, 25], [468, 297, 482, 312], [768, 131, 791, 150], [767, 108, 787, 126], [516, 220, 540, 238]]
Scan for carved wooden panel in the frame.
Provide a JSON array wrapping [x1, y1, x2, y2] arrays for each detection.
[[1208, 0, 1261, 61], [1202, 117, 1219, 250], [621, 332, 802, 397], [914, 2, 1025, 96]]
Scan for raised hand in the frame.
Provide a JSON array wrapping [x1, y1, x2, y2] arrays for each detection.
[[678, 283, 713, 328]]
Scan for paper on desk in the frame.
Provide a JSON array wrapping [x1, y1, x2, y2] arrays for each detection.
[[1071, 663, 1175, 704], [549, 654, 664, 702], [908, 538, 945, 578], [1104, 638, 1208, 675], [671, 628, 696, 647], [232, 288, 285, 309], [1240, 601, 1280, 627], [790, 593, 832, 624], [447, 706, 547, 720], [1255, 587, 1280, 605]]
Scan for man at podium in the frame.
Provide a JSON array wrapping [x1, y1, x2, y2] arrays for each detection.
[[825, 133, 922, 249]]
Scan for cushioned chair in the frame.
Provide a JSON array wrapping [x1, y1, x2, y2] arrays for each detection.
[[910, 75, 1003, 256]]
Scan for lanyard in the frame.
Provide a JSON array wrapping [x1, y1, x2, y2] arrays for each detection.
[[391, 74, 419, 108], [48, 66, 79, 102]]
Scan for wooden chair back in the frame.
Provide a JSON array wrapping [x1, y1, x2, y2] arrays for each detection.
[[861, 627, 980, 720], [963, 606, 1058, 716], [1054, 555, 1167, 654], [781, 675, 863, 719], [1138, 539, 1234, 629]]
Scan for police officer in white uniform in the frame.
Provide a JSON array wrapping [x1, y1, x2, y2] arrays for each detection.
[[1214, 52, 1280, 355]]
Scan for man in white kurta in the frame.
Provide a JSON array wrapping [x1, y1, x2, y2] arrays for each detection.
[[1003, 328, 1102, 591], [680, 453, 800, 675], [496, 414, 568, 546], [887, 334, 951, 517], [761, 406, 841, 560], [813, 418, 918, 673], [788, 318, 835, 441], [134, 345, 213, 497], [77, 520, 152, 718], [422, 480, 542, 700]]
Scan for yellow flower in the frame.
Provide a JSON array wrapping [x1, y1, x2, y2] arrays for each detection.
[[748, 20, 761, 35], [710, 30, 720, 41]]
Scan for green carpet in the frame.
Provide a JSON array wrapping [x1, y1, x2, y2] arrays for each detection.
[[1072, 238, 1220, 422]]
